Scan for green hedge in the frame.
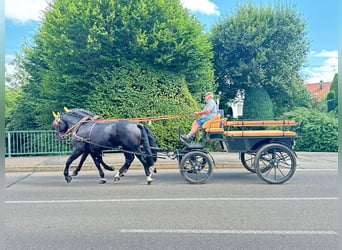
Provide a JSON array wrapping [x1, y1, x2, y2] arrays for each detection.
[[242, 87, 274, 120], [86, 61, 200, 149], [282, 108, 338, 152]]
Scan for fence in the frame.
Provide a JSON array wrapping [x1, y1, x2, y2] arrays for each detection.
[[5, 130, 72, 157]]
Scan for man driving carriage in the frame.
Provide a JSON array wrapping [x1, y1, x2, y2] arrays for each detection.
[[181, 91, 218, 142]]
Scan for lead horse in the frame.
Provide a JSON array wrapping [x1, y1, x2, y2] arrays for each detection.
[[53, 108, 158, 184], [54, 109, 115, 183]]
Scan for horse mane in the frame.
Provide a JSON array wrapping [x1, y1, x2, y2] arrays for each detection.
[[67, 108, 97, 118]]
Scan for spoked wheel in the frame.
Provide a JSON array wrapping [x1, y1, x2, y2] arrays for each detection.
[[240, 152, 256, 173], [255, 143, 296, 184], [179, 151, 213, 184]]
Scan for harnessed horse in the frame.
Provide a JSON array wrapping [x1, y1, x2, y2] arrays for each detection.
[[55, 109, 115, 182], [52, 108, 158, 184]]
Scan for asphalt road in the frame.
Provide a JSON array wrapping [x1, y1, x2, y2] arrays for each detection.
[[5, 167, 337, 250]]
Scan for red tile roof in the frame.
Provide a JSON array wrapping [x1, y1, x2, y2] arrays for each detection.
[[303, 81, 332, 101]]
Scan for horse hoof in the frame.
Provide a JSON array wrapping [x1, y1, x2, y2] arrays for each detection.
[[114, 177, 120, 182], [65, 176, 72, 183], [119, 170, 127, 177], [71, 171, 78, 177], [99, 179, 106, 184], [147, 176, 153, 185]]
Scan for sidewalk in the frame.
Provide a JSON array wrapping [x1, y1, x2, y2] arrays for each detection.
[[4, 151, 338, 172]]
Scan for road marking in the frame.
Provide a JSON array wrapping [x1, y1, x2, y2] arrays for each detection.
[[296, 169, 337, 171], [120, 229, 337, 235], [5, 197, 337, 204]]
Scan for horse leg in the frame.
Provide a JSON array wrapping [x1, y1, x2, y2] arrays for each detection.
[[71, 152, 89, 176], [114, 152, 135, 182], [91, 153, 106, 184], [64, 150, 83, 183], [97, 153, 115, 171], [135, 154, 154, 185]]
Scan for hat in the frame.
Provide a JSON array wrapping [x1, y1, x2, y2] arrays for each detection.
[[205, 92, 214, 97]]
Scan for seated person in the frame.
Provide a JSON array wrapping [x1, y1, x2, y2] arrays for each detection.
[[181, 92, 218, 142]]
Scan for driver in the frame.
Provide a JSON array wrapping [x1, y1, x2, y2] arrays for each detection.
[[181, 92, 218, 142]]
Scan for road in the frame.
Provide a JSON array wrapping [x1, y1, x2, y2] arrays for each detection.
[[5, 167, 337, 250]]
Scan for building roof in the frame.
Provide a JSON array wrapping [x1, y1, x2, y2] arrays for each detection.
[[303, 81, 332, 101]]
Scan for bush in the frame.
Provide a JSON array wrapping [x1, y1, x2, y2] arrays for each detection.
[[282, 108, 337, 152], [86, 61, 199, 149], [242, 87, 274, 120]]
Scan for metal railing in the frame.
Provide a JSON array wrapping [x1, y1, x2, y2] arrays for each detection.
[[5, 130, 72, 157]]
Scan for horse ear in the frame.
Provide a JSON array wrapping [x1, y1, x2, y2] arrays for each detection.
[[64, 107, 70, 112], [52, 112, 59, 119]]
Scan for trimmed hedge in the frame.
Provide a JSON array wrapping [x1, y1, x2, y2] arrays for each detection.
[[242, 87, 274, 120], [86, 61, 200, 149]]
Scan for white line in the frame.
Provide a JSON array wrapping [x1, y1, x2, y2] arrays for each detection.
[[296, 169, 337, 171], [120, 229, 337, 235], [5, 197, 338, 204]]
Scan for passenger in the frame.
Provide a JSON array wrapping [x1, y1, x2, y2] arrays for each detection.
[[181, 92, 218, 142]]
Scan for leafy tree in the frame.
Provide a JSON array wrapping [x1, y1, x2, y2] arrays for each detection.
[[5, 53, 35, 130], [211, 3, 311, 115], [11, 0, 214, 130]]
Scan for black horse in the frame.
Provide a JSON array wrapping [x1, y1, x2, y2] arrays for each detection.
[[53, 108, 158, 184], [53, 108, 115, 183]]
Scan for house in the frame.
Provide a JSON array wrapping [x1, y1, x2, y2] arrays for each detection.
[[303, 80, 332, 101]]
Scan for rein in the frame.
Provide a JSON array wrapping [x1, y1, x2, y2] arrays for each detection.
[[54, 113, 192, 157], [92, 114, 192, 122]]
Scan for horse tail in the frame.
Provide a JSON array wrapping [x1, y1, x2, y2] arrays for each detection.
[[143, 125, 158, 163], [137, 124, 156, 166]]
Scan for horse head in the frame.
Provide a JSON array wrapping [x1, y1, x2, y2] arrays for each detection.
[[52, 108, 98, 139], [52, 111, 70, 139]]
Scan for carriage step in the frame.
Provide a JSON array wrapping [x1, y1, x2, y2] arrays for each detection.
[[184, 143, 206, 150]]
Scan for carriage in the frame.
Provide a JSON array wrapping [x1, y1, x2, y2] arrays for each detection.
[[53, 109, 298, 185], [159, 115, 298, 184]]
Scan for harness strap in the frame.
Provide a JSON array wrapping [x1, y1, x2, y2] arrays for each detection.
[[72, 118, 97, 142], [60, 116, 92, 138]]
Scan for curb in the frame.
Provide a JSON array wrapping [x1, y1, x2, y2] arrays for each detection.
[[5, 162, 244, 173]]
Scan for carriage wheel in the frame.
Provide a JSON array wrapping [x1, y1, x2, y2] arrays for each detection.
[[179, 151, 213, 184], [255, 143, 296, 184], [240, 152, 256, 173]]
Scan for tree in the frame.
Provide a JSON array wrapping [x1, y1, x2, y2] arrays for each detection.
[[11, 0, 214, 130], [211, 3, 312, 116], [5, 52, 35, 130]]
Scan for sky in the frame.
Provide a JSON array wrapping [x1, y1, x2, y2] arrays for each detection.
[[5, 0, 339, 84]]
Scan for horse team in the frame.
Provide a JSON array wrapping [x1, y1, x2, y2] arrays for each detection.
[[52, 108, 158, 185]]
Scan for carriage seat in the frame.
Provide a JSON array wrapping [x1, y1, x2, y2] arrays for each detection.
[[223, 120, 297, 137], [201, 114, 225, 133], [224, 130, 296, 137]]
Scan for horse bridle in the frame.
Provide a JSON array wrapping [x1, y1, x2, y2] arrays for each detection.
[[53, 114, 95, 139]]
